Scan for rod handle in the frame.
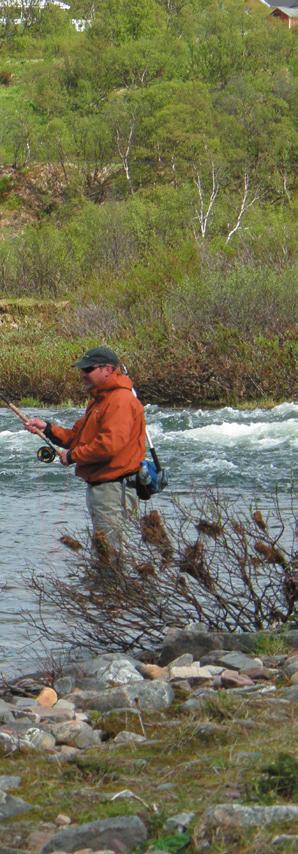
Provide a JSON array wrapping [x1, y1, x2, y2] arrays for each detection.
[[5, 401, 63, 460], [6, 400, 29, 426]]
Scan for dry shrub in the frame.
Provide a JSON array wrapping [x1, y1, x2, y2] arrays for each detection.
[[60, 534, 82, 552], [254, 540, 287, 566], [135, 561, 156, 578], [252, 510, 267, 531], [92, 529, 117, 563], [0, 71, 12, 86], [23, 489, 296, 659], [196, 519, 223, 538], [179, 541, 216, 593], [140, 510, 173, 561]]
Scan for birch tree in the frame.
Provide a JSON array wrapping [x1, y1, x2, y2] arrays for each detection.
[[193, 163, 220, 240], [225, 174, 259, 244]]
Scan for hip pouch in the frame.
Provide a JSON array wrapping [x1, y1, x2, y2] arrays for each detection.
[[136, 459, 168, 501]]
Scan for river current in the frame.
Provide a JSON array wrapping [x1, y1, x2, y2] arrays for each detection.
[[0, 401, 297, 676]]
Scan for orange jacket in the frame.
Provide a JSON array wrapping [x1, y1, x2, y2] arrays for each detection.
[[48, 373, 146, 483]]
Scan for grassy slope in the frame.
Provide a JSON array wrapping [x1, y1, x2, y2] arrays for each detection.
[[0, 14, 297, 407], [0, 687, 297, 852]]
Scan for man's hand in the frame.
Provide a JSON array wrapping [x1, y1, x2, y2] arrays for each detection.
[[25, 417, 47, 434], [59, 450, 71, 466]]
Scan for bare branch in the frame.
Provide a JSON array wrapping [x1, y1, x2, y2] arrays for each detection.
[[283, 173, 291, 201], [225, 173, 259, 244], [116, 123, 135, 194], [139, 68, 148, 85], [193, 163, 219, 240]]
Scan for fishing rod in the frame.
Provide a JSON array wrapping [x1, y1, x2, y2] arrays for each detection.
[[121, 364, 161, 466], [145, 427, 162, 474], [0, 392, 62, 464]]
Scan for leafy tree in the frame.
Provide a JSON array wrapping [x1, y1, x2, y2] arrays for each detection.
[[89, 0, 167, 46], [30, 5, 73, 38], [0, 107, 34, 167]]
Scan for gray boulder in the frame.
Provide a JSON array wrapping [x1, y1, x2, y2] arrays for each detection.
[[213, 652, 260, 671], [49, 720, 103, 749], [281, 684, 298, 701], [0, 731, 19, 753], [53, 675, 75, 695], [58, 653, 143, 692], [272, 834, 298, 846], [284, 630, 298, 649], [0, 789, 31, 820], [0, 699, 14, 724], [202, 803, 298, 831], [40, 815, 147, 853], [283, 657, 298, 677], [20, 727, 56, 751], [163, 811, 195, 832], [158, 628, 264, 666], [0, 849, 28, 854], [67, 680, 174, 712], [0, 776, 21, 791], [82, 654, 143, 684]]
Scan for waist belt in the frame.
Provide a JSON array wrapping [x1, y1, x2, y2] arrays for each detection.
[[89, 471, 138, 486]]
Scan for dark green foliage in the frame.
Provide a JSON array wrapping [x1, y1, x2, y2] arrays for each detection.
[[152, 833, 191, 852], [249, 753, 298, 802], [0, 174, 13, 197]]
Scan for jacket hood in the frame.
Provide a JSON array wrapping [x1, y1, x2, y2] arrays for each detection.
[[92, 372, 134, 398]]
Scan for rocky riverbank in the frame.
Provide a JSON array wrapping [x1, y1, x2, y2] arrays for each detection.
[[0, 627, 297, 853]]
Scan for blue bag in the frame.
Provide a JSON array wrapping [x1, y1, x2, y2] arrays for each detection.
[[136, 459, 168, 501]]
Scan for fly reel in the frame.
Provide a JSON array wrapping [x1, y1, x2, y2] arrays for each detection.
[[37, 445, 56, 464]]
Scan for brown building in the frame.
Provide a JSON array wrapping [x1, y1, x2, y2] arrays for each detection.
[[269, 5, 298, 26], [260, 0, 298, 27]]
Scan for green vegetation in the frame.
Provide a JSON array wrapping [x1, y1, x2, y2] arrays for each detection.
[[0, 0, 297, 403], [253, 632, 290, 657], [247, 753, 298, 803], [152, 832, 191, 851]]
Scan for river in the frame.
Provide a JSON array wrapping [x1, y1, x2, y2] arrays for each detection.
[[0, 401, 297, 677]]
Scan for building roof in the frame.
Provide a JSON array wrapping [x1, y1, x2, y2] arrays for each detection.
[[261, 0, 298, 6], [4, 0, 70, 7], [270, 5, 298, 12]]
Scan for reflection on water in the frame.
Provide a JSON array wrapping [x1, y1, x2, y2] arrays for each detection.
[[0, 402, 297, 675]]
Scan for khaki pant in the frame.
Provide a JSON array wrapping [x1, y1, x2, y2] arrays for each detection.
[[86, 480, 137, 549]]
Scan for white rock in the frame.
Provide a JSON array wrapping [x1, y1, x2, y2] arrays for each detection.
[[169, 664, 214, 681], [55, 813, 72, 826], [113, 731, 147, 743], [20, 728, 56, 751]]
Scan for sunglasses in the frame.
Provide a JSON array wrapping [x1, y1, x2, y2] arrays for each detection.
[[82, 365, 105, 374]]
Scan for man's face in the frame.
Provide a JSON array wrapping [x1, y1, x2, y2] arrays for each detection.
[[80, 364, 114, 390]]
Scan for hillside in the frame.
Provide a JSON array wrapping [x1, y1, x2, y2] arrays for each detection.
[[0, 0, 297, 404]]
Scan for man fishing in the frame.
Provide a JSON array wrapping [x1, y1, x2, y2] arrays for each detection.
[[25, 346, 146, 549]]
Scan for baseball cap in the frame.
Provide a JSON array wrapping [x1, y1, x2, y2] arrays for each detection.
[[72, 346, 119, 370]]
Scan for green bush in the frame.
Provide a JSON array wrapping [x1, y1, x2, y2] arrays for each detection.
[[0, 174, 13, 197], [250, 753, 298, 802]]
